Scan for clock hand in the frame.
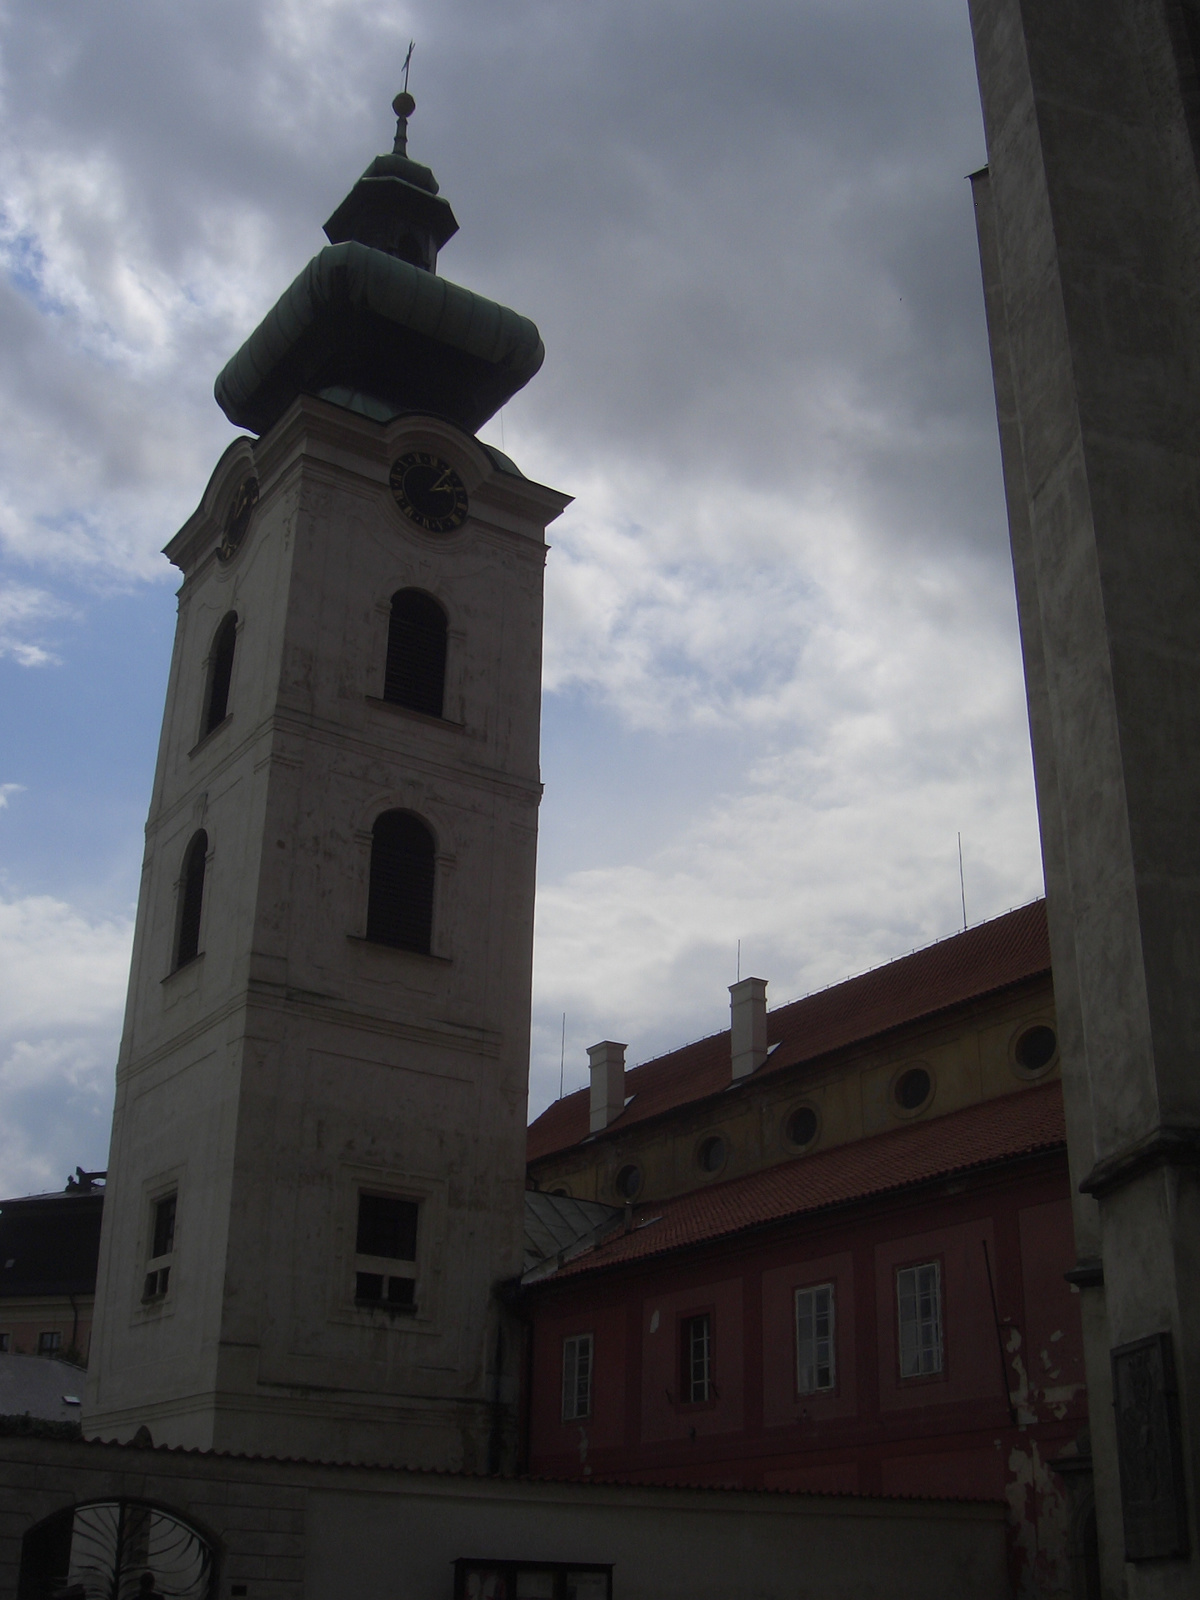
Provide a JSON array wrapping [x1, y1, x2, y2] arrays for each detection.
[[429, 469, 457, 494]]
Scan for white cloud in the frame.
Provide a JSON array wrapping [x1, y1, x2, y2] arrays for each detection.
[[0, 581, 65, 664], [0, 892, 131, 1197]]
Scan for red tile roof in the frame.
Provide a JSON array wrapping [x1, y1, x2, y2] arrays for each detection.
[[533, 1079, 1065, 1282], [528, 900, 1050, 1163]]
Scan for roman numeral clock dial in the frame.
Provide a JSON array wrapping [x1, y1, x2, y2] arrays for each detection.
[[389, 451, 469, 533]]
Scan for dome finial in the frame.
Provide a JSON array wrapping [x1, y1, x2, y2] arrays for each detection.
[[392, 90, 416, 156]]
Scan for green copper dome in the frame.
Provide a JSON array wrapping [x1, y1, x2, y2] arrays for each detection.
[[214, 93, 544, 436]]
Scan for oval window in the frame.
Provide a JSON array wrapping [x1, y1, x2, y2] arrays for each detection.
[[1015, 1024, 1057, 1074], [786, 1106, 818, 1148], [895, 1067, 932, 1111], [615, 1164, 642, 1200], [698, 1135, 726, 1173]]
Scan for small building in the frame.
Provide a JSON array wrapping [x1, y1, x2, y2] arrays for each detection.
[[0, 1170, 104, 1366]]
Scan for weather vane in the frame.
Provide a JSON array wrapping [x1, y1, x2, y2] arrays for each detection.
[[402, 40, 415, 94]]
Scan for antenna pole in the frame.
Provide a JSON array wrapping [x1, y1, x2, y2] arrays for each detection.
[[736, 939, 741, 983], [958, 832, 967, 930], [559, 1012, 566, 1099]]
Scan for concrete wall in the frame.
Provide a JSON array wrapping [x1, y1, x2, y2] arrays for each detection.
[[0, 1432, 1010, 1600], [967, 1, 1200, 1593]]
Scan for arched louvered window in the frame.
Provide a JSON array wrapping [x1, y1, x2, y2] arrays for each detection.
[[174, 830, 208, 970], [366, 811, 435, 954], [384, 590, 447, 718], [202, 612, 238, 736]]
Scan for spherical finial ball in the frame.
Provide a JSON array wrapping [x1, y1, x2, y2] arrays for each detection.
[[393, 91, 416, 118]]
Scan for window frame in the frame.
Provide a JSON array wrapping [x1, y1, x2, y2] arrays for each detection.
[[199, 611, 238, 740], [365, 809, 437, 955], [172, 830, 209, 972], [896, 1258, 944, 1380], [795, 1281, 837, 1396], [383, 588, 449, 719], [352, 1190, 420, 1315], [679, 1310, 714, 1406], [561, 1331, 594, 1422], [142, 1189, 178, 1305]]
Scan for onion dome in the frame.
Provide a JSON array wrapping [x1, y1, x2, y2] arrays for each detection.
[[215, 94, 544, 436]]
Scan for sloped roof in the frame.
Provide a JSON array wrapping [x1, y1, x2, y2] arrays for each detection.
[[0, 1188, 104, 1299], [524, 1192, 622, 1275], [531, 1079, 1065, 1283], [528, 900, 1050, 1163], [0, 1352, 87, 1422]]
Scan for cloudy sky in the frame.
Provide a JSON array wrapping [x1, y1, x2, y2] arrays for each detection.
[[0, 0, 1044, 1198]]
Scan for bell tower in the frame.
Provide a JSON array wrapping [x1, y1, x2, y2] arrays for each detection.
[[84, 94, 569, 1470]]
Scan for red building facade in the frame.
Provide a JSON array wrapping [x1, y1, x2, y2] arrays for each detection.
[[521, 907, 1089, 1597]]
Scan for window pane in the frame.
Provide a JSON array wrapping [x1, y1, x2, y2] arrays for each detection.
[[175, 831, 208, 969], [356, 1193, 419, 1260], [152, 1194, 177, 1259], [681, 1314, 711, 1402], [897, 1261, 942, 1378], [562, 1333, 593, 1421], [796, 1283, 835, 1393], [355, 1272, 385, 1303], [203, 612, 237, 734]]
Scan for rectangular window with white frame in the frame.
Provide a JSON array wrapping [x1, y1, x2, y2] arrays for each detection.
[[680, 1312, 712, 1403], [354, 1191, 419, 1311], [795, 1282, 836, 1394], [896, 1260, 943, 1378], [562, 1331, 593, 1421], [142, 1191, 177, 1302]]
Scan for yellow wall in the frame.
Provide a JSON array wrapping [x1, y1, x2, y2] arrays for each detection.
[[530, 976, 1057, 1207]]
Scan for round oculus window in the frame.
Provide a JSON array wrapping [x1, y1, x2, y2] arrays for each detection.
[[786, 1106, 818, 1148], [894, 1066, 932, 1111], [615, 1164, 642, 1200], [698, 1135, 727, 1173], [1015, 1024, 1058, 1074]]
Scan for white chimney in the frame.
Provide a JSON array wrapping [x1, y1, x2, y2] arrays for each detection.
[[730, 978, 768, 1081], [588, 1040, 627, 1132]]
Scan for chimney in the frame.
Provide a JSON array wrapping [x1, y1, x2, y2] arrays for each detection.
[[730, 977, 768, 1081], [588, 1041, 627, 1132]]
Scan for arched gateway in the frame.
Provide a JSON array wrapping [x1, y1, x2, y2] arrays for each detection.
[[18, 1500, 215, 1600]]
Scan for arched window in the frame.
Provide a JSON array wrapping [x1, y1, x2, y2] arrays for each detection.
[[174, 830, 208, 970], [201, 612, 237, 736], [384, 590, 447, 718], [366, 811, 435, 954]]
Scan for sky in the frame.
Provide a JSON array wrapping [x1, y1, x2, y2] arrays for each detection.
[[0, 0, 1045, 1198]]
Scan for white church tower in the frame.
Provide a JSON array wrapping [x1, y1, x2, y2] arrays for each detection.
[[84, 93, 569, 1469]]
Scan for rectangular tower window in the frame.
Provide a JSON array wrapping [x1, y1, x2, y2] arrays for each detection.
[[897, 1260, 943, 1378], [795, 1283, 836, 1394], [354, 1192, 419, 1312], [38, 1330, 62, 1355], [152, 1193, 177, 1259], [143, 1191, 177, 1302], [680, 1312, 712, 1403], [562, 1332, 593, 1421]]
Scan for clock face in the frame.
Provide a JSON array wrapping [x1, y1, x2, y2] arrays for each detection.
[[217, 475, 259, 563], [389, 452, 469, 533]]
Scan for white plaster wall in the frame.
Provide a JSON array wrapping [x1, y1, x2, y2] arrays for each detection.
[[86, 399, 568, 1468]]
